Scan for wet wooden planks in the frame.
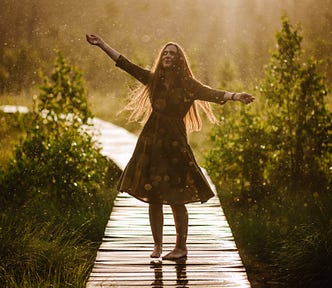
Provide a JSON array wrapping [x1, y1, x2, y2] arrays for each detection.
[[86, 118, 251, 287], [87, 194, 250, 287]]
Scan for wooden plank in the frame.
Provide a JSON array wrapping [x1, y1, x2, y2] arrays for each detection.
[[86, 119, 251, 287], [90, 265, 246, 273]]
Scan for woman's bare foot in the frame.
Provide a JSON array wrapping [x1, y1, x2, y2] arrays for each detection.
[[162, 248, 187, 260], [150, 245, 162, 258]]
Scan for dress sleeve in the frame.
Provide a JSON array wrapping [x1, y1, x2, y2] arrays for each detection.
[[188, 78, 227, 105], [115, 55, 151, 85]]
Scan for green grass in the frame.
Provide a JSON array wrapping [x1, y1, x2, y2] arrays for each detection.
[[0, 174, 119, 287], [1, 213, 94, 287], [0, 171, 119, 288], [219, 189, 332, 288]]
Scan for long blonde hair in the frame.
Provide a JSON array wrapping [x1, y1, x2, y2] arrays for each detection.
[[123, 42, 218, 133]]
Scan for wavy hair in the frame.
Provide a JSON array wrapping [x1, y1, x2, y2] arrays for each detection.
[[123, 42, 218, 132]]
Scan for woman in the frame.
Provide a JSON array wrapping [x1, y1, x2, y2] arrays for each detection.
[[86, 34, 255, 260]]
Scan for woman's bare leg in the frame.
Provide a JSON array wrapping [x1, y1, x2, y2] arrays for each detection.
[[149, 203, 163, 258], [162, 204, 188, 260]]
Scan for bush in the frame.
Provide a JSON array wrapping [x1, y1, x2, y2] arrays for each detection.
[[205, 16, 332, 287], [206, 16, 331, 201], [1, 51, 111, 208]]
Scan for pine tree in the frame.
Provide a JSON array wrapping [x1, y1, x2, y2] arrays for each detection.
[[261, 16, 331, 191]]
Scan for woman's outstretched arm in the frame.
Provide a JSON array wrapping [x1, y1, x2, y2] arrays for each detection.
[[86, 34, 120, 62], [86, 34, 151, 85], [189, 78, 255, 105]]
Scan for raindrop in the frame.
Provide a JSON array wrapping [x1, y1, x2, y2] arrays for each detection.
[[163, 175, 170, 182], [141, 35, 151, 43], [144, 183, 152, 190]]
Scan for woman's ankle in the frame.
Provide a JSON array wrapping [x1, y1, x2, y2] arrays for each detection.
[[150, 244, 162, 258]]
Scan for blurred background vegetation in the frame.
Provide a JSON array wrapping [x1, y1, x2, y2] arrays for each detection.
[[0, 0, 331, 287], [0, 0, 331, 99]]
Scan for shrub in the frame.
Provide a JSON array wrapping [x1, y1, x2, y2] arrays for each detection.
[[205, 16, 332, 287], [0, 51, 114, 210], [206, 16, 331, 201]]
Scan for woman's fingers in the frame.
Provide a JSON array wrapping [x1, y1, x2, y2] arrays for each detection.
[[240, 93, 255, 104], [86, 34, 99, 45]]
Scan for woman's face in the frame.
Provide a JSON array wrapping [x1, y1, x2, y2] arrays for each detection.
[[161, 44, 178, 69]]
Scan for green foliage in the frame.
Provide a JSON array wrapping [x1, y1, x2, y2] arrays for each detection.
[[0, 52, 121, 287], [38, 51, 92, 129], [206, 16, 331, 200], [205, 16, 332, 287], [260, 16, 331, 192], [206, 108, 269, 201], [1, 51, 108, 208]]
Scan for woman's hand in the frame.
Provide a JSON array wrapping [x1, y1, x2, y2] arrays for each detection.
[[86, 34, 103, 46], [86, 34, 120, 62], [235, 92, 255, 104]]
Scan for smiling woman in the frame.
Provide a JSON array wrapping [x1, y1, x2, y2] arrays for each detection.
[[86, 34, 255, 260], [161, 45, 178, 69]]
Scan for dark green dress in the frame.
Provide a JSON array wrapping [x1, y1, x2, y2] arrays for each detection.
[[116, 55, 227, 205]]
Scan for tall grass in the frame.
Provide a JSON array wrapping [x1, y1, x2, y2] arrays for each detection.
[[0, 161, 120, 288], [0, 211, 95, 287], [218, 187, 332, 288], [0, 164, 120, 287]]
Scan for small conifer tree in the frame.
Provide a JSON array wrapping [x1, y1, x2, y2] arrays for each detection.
[[1, 52, 111, 209], [206, 16, 331, 199], [260, 16, 331, 191]]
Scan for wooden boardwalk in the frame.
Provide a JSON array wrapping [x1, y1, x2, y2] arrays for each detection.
[[87, 118, 251, 288]]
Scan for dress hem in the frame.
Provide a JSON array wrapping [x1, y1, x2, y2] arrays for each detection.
[[118, 190, 214, 205]]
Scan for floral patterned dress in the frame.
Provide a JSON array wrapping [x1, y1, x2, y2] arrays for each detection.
[[116, 55, 227, 205]]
